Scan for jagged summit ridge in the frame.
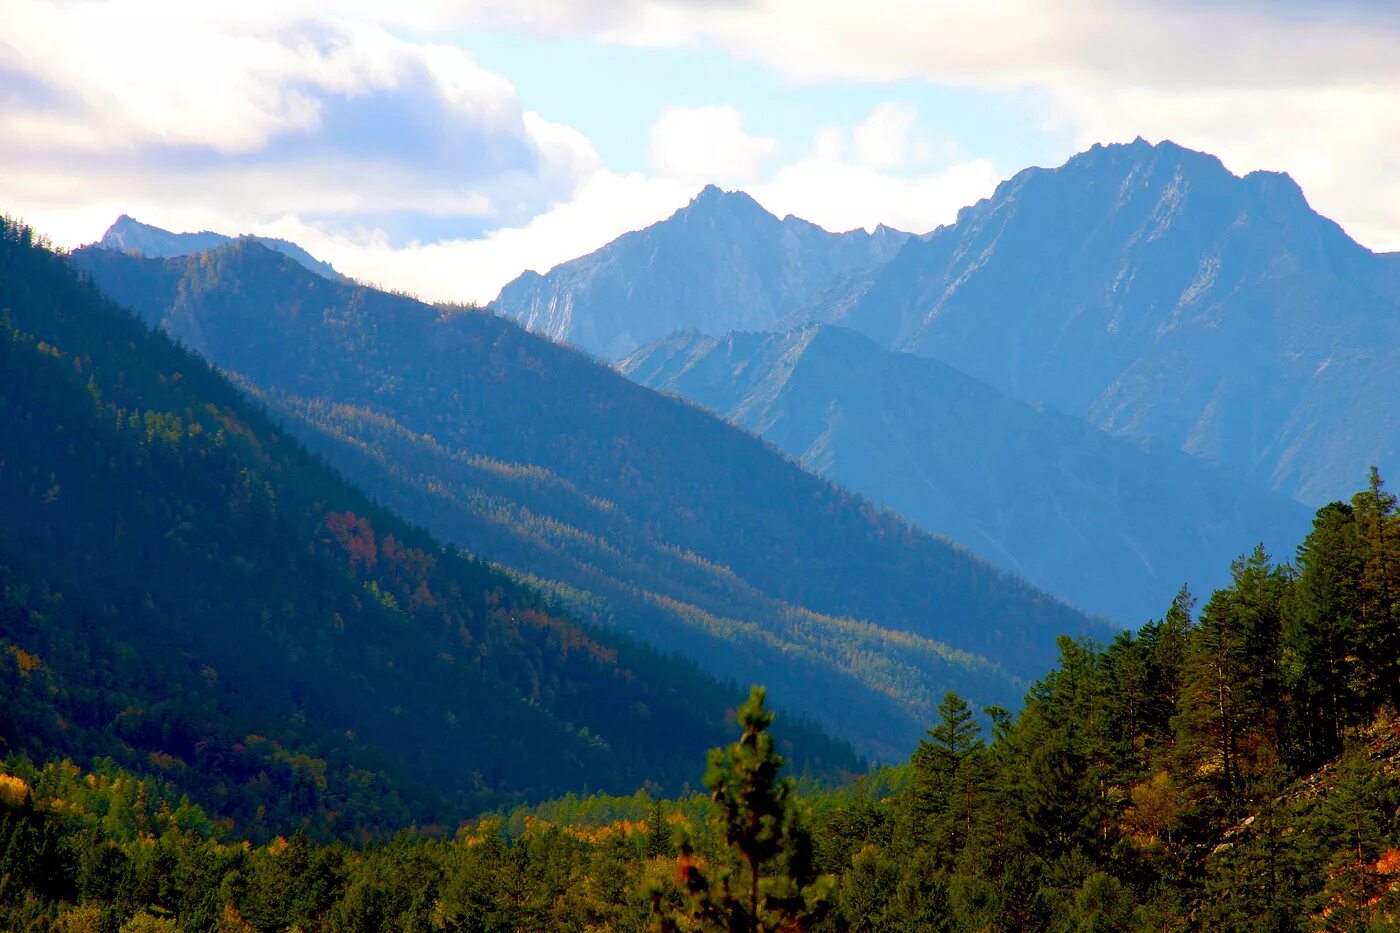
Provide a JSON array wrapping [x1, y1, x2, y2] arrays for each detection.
[[491, 187, 913, 359], [806, 137, 1398, 503], [96, 215, 345, 282]]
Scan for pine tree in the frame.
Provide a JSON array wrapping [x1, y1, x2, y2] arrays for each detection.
[[658, 686, 833, 932], [1353, 468, 1400, 708], [903, 691, 985, 855], [1141, 585, 1194, 742], [1282, 501, 1362, 769], [1176, 547, 1289, 818], [646, 799, 673, 859]]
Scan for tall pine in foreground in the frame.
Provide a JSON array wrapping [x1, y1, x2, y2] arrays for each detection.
[[659, 687, 833, 932]]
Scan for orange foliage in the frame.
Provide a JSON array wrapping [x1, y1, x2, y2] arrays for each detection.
[[324, 511, 377, 569], [1377, 849, 1400, 876]]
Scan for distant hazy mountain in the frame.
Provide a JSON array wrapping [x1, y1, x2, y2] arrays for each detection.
[[74, 241, 1104, 759], [623, 325, 1314, 624], [808, 139, 1400, 504], [492, 185, 911, 360], [98, 214, 345, 281]]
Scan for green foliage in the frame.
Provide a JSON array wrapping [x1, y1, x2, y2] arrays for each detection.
[[6, 221, 1400, 930], [0, 216, 858, 844], [660, 687, 834, 932]]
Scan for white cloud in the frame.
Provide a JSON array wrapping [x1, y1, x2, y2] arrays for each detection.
[[260, 171, 695, 303], [440, 0, 1400, 251], [0, 0, 592, 247], [752, 152, 1000, 236], [7, 0, 1400, 311], [648, 105, 777, 184], [852, 103, 919, 171]]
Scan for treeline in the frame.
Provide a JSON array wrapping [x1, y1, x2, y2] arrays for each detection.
[[3, 471, 1399, 930]]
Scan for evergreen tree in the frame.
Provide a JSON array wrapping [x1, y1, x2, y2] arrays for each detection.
[[1176, 547, 1289, 818], [646, 799, 673, 859], [1140, 585, 1195, 743], [903, 692, 985, 857], [1283, 502, 1362, 769], [659, 686, 833, 932], [1353, 468, 1400, 709]]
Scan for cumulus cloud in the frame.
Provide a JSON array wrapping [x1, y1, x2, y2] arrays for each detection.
[[743, 102, 997, 234], [0, 0, 596, 250], [648, 105, 777, 184]]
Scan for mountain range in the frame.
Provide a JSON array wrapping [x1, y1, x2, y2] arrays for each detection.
[[497, 139, 1399, 507], [1, 217, 860, 840], [493, 184, 911, 360], [622, 324, 1314, 623], [809, 138, 1400, 505], [71, 239, 1101, 760], [98, 214, 345, 282], [482, 138, 1399, 623]]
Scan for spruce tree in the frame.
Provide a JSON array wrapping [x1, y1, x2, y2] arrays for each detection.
[[1176, 547, 1288, 818]]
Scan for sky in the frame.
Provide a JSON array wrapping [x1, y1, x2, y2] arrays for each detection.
[[3, 0, 1400, 303]]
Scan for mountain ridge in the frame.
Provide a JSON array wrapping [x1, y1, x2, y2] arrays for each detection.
[[622, 322, 1315, 624], [491, 185, 913, 359], [0, 217, 861, 840], [72, 238, 1104, 759], [808, 138, 1400, 502], [97, 214, 346, 282]]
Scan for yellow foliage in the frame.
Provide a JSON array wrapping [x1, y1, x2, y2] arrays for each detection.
[[0, 773, 31, 807], [8, 644, 42, 676], [51, 904, 103, 933]]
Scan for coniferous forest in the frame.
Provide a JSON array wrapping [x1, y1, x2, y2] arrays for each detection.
[[3, 463, 1400, 931], [2, 203, 1399, 929]]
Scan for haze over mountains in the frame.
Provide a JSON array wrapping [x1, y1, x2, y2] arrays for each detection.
[[491, 138, 1397, 623], [75, 136, 1394, 688], [622, 324, 1314, 623], [497, 139, 1399, 508], [72, 240, 1099, 760]]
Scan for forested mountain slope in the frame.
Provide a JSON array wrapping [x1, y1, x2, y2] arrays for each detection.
[[492, 185, 910, 359], [73, 239, 1103, 759], [5, 471, 1397, 931], [623, 324, 1314, 624], [0, 218, 859, 841], [815, 138, 1400, 503]]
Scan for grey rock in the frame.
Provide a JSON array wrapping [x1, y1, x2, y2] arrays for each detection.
[[492, 185, 911, 360]]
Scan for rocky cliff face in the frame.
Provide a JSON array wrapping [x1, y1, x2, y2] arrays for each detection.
[[815, 138, 1400, 503], [492, 185, 910, 360]]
